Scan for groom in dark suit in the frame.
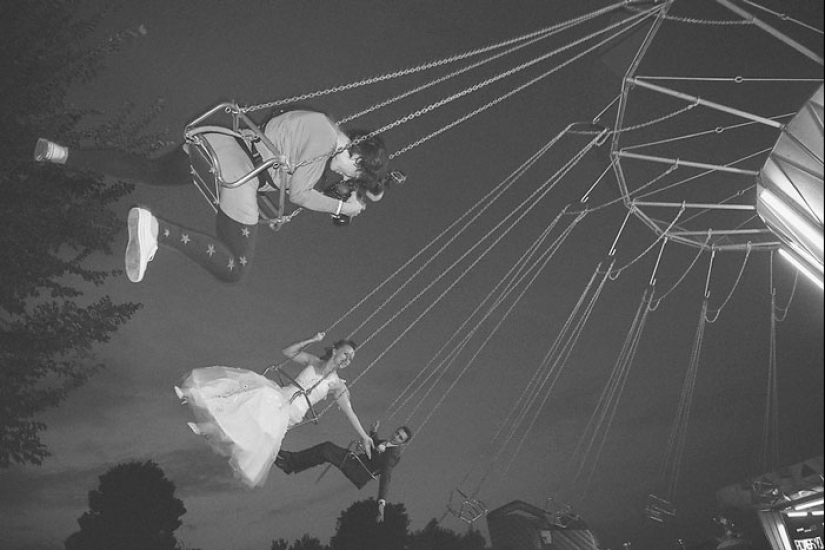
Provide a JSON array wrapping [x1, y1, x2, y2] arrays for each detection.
[[275, 421, 412, 522]]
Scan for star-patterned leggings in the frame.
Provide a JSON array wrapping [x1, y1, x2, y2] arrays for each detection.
[[66, 146, 258, 283], [157, 209, 256, 283]]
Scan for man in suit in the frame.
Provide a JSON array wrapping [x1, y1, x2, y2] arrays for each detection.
[[275, 421, 412, 522]]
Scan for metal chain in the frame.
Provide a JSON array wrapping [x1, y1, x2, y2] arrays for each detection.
[[243, 3, 656, 168], [609, 205, 686, 280], [385, 5, 662, 159], [570, 90, 699, 139], [282, 4, 655, 166], [704, 243, 753, 322], [338, 26, 560, 126], [338, 1, 628, 125], [240, 1, 630, 115], [619, 100, 699, 133]]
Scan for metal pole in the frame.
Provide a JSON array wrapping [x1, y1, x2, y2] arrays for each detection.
[[611, 1, 674, 198], [634, 200, 756, 211], [626, 78, 784, 128], [616, 150, 761, 175], [670, 229, 774, 236], [715, 0, 824, 66]]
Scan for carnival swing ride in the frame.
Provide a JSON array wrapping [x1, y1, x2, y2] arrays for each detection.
[[186, 0, 822, 542]]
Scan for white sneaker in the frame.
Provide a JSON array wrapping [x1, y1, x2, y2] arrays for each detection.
[[125, 207, 158, 283], [33, 138, 68, 164], [187, 422, 201, 435]]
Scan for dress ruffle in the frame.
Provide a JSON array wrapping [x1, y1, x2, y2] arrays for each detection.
[[178, 365, 344, 488], [179, 366, 294, 488]]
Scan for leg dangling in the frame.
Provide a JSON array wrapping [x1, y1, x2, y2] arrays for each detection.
[[156, 209, 257, 283]]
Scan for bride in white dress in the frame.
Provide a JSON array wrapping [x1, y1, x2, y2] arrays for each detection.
[[175, 332, 374, 488]]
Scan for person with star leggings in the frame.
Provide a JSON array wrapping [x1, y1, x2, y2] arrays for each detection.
[[33, 110, 390, 283]]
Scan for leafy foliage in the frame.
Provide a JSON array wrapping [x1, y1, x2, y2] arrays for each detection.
[[291, 534, 330, 550], [267, 499, 491, 550], [64, 460, 186, 550], [0, 297, 138, 467], [407, 518, 488, 550], [0, 0, 166, 466], [329, 498, 410, 550]]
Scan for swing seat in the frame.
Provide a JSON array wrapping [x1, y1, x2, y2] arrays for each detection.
[[183, 102, 298, 230], [644, 494, 676, 522], [341, 440, 380, 480], [447, 488, 487, 524]]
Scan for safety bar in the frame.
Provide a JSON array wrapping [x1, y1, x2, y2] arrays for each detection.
[[184, 102, 288, 189]]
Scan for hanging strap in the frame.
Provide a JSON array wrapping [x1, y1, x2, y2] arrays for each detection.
[[237, 132, 294, 230]]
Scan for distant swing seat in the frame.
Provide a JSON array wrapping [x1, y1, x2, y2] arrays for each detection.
[[447, 488, 487, 524], [183, 102, 300, 230]]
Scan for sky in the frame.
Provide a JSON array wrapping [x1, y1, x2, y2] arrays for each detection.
[[2, 1, 823, 549]]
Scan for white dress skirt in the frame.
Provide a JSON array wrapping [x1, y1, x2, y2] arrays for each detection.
[[177, 365, 345, 488]]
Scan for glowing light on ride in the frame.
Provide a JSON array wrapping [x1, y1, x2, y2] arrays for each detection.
[[756, 85, 824, 289]]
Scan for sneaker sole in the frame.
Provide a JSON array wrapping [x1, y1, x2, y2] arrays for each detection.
[[125, 208, 154, 282]]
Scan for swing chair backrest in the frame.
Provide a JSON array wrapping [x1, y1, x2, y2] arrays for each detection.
[[183, 102, 294, 230], [342, 439, 380, 480]]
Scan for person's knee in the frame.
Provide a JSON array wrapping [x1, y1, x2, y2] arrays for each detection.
[[319, 441, 338, 453], [319, 441, 344, 462]]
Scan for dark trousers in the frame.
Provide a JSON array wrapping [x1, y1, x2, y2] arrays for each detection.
[[282, 442, 372, 489], [68, 146, 257, 283], [68, 147, 192, 188], [288, 442, 348, 473]]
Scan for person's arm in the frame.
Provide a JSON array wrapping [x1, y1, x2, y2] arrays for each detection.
[[282, 332, 325, 366], [375, 450, 400, 523], [279, 112, 364, 217], [334, 385, 373, 458], [290, 183, 365, 217]]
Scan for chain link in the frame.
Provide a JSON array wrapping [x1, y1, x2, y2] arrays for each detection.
[[385, 5, 662, 159], [240, 2, 630, 115], [577, 102, 692, 142], [618, 101, 698, 134], [241, 3, 658, 166]]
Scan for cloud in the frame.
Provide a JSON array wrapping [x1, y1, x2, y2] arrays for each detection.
[[0, 462, 101, 510]]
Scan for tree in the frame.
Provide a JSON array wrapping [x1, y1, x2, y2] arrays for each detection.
[[291, 534, 329, 550], [408, 519, 489, 550], [64, 460, 186, 550], [0, 0, 165, 466], [270, 535, 328, 550], [329, 498, 409, 550]]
